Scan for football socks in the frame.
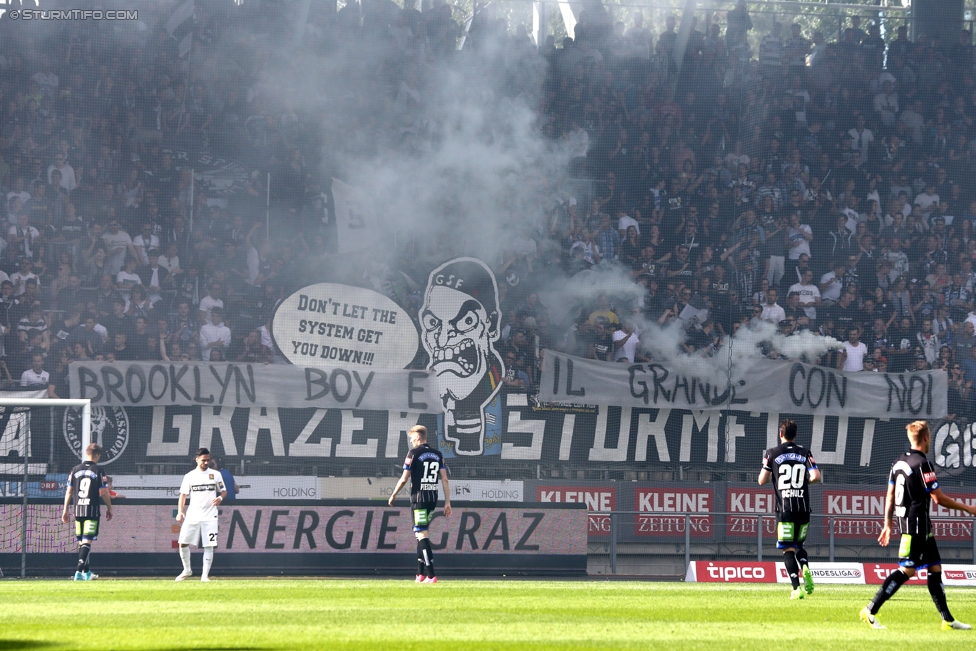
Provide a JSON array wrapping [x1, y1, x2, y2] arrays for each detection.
[[868, 569, 909, 615]]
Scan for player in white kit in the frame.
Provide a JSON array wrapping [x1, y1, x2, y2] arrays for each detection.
[[175, 447, 227, 582]]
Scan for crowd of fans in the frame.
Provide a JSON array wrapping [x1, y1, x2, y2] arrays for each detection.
[[500, 8, 976, 428], [1, 2, 976, 423]]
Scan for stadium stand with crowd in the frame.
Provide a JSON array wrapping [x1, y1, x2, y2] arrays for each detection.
[[0, 0, 975, 427]]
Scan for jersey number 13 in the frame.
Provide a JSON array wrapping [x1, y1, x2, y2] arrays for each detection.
[[422, 461, 440, 484]]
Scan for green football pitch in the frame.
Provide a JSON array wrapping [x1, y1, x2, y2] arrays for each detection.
[[1, 579, 974, 650]]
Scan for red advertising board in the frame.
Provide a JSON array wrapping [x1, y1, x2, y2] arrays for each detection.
[[689, 561, 976, 585], [687, 561, 778, 583], [929, 494, 976, 540], [823, 489, 888, 539], [536, 486, 616, 537], [825, 489, 976, 541], [634, 488, 713, 537], [863, 563, 930, 585], [726, 487, 776, 537]]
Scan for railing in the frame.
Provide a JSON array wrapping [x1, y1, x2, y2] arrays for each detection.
[[589, 511, 976, 576]]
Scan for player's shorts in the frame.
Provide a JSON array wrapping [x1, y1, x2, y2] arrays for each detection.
[[75, 518, 99, 543], [898, 532, 941, 569], [178, 519, 219, 547], [412, 507, 435, 533], [776, 512, 810, 550]]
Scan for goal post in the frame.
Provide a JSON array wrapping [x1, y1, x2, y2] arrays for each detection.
[[0, 399, 92, 454], [0, 398, 90, 578]]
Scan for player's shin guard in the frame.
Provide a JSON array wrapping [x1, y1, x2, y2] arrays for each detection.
[[202, 548, 214, 578], [868, 569, 909, 615], [420, 538, 435, 578], [927, 571, 954, 622], [417, 540, 425, 576], [179, 546, 192, 573], [783, 551, 801, 589], [77, 544, 91, 573]]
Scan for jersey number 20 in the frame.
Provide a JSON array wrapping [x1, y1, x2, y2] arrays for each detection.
[[422, 461, 440, 483], [777, 465, 805, 490]]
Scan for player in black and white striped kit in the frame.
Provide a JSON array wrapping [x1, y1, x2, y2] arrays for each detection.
[[759, 419, 821, 600], [62, 443, 113, 581], [389, 426, 452, 583], [860, 420, 976, 630]]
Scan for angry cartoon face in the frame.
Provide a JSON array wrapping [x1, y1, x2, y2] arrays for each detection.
[[422, 285, 496, 400], [421, 258, 505, 455]]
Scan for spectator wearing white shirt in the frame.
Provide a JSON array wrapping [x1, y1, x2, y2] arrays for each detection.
[[198, 281, 224, 326], [839, 327, 867, 372], [21, 353, 50, 388], [10, 258, 39, 297], [761, 288, 786, 324], [819, 260, 846, 305], [788, 268, 821, 320], [137, 250, 169, 306], [847, 115, 873, 161], [612, 323, 641, 362], [47, 154, 76, 192], [787, 212, 812, 261], [873, 79, 898, 127], [101, 219, 134, 276], [31, 57, 58, 100], [899, 99, 925, 144], [914, 181, 940, 219], [245, 221, 270, 286], [567, 120, 589, 161], [6, 177, 31, 213], [159, 242, 182, 275], [199, 307, 231, 362], [616, 207, 640, 238], [115, 257, 141, 301], [570, 229, 602, 266], [132, 223, 160, 266], [8, 214, 40, 261]]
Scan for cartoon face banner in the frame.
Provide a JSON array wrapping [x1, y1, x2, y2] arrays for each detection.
[[420, 258, 505, 456]]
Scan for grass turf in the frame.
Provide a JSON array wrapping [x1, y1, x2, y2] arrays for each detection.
[[0, 579, 973, 650]]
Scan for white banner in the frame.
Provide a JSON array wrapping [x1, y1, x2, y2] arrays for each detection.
[[775, 562, 866, 584], [332, 178, 381, 254], [0, 390, 47, 460], [539, 352, 947, 419], [270, 283, 419, 369], [317, 477, 524, 502], [69, 361, 439, 412], [109, 475, 317, 500], [444, 480, 524, 502]]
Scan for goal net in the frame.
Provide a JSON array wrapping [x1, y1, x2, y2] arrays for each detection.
[[0, 395, 91, 577]]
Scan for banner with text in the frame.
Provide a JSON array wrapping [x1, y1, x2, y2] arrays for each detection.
[[270, 283, 420, 369], [538, 352, 947, 419], [0, 503, 587, 556], [31, 394, 974, 483], [69, 361, 439, 412]]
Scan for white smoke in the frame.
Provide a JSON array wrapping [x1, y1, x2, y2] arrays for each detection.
[[216, 18, 843, 372]]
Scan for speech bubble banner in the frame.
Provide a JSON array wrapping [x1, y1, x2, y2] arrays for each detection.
[[272, 283, 420, 369]]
